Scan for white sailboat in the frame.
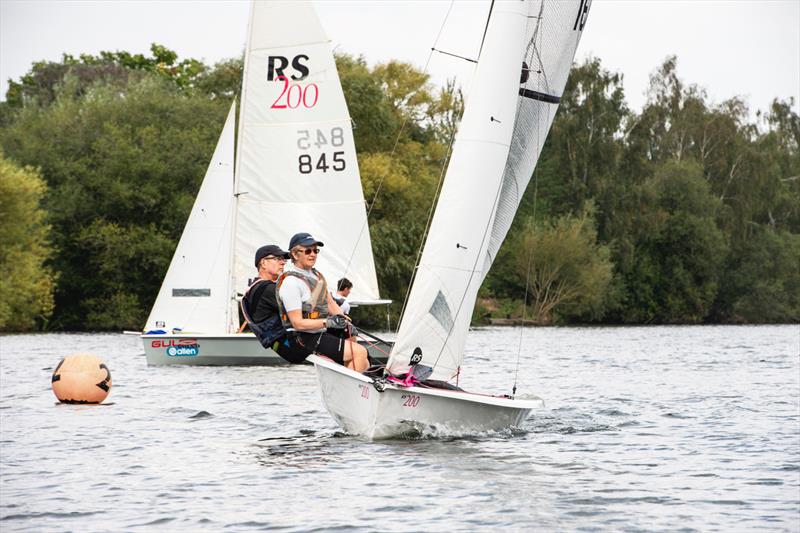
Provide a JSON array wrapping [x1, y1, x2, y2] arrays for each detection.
[[142, 0, 389, 365], [310, 0, 591, 438]]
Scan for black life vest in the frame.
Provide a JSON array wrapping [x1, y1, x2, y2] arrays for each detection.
[[241, 278, 287, 349]]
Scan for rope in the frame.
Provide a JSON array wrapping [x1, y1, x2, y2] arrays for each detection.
[[342, 0, 457, 286], [513, 0, 548, 397]]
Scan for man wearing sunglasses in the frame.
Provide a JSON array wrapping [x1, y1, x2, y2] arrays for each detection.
[[277, 232, 369, 372]]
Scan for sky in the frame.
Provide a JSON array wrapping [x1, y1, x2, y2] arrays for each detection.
[[1, 0, 798, 118]]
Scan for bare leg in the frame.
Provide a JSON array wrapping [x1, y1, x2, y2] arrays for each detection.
[[343, 340, 369, 372]]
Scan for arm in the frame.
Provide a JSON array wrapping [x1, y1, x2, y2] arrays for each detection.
[[327, 291, 342, 316], [286, 309, 327, 331]]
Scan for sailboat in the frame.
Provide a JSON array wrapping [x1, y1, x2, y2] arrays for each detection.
[[142, 0, 390, 366], [310, 0, 591, 438]]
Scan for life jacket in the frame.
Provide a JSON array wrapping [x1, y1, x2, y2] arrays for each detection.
[[276, 267, 329, 330], [241, 278, 287, 349]]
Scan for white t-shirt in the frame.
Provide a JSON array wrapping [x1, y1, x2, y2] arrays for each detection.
[[278, 265, 323, 333], [330, 289, 351, 315]]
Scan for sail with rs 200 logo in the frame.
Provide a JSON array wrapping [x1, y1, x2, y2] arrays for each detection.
[[141, 0, 388, 366]]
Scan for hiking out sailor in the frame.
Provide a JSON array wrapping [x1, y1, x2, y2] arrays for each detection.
[[277, 232, 369, 372], [240, 244, 304, 363], [331, 277, 352, 316]]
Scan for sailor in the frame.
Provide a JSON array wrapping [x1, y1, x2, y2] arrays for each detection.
[[241, 244, 305, 363], [331, 278, 352, 316], [277, 232, 369, 372]]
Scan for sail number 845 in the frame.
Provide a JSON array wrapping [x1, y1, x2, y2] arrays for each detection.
[[297, 127, 347, 175]]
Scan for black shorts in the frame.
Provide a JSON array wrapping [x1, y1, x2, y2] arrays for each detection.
[[271, 337, 307, 365], [287, 331, 346, 365]]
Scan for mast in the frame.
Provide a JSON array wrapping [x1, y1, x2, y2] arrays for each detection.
[[225, 1, 256, 334]]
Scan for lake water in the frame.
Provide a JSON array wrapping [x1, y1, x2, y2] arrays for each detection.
[[1, 325, 798, 532]]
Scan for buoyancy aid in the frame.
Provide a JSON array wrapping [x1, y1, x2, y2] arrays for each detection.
[[276, 267, 329, 330], [241, 278, 287, 348]]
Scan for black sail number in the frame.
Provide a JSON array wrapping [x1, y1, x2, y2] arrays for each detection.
[[297, 127, 347, 174]]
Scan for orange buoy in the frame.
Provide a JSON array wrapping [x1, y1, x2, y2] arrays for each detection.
[[51, 353, 112, 404]]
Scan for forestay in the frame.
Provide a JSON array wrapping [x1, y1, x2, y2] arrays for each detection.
[[388, 0, 591, 381], [232, 0, 380, 316], [144, 102, 236, 334]]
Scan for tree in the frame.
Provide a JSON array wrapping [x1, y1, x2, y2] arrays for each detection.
[[507, 207, 613, 324], [4, 43, 208, 109], [0, 154, 56, 331], [0, 73, 230, 329], [618, 161, 728, 323]]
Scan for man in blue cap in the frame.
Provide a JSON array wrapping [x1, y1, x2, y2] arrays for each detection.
[[276, 232, 369, 371]]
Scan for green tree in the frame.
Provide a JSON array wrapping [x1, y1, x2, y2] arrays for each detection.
[[715, 227, 800, 323], [0, 73, 230, 329], [0, 154, 56, 330], [503, 206, 613, 324], [4, 43, 208, 109], [619, 161, 728, 322]]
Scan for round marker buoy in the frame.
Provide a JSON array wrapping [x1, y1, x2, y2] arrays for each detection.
[[51, 353, 112, 404]]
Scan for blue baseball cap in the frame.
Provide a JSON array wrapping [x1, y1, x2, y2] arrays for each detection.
[[289, 232, 324, 249]]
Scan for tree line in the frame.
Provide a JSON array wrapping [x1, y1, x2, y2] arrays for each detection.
[[0, 44, 797, 331]]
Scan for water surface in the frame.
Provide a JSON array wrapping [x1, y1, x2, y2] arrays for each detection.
[[1, 326, 798, 531]]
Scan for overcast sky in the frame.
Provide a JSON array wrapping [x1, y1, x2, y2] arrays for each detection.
[[2, 0, 798, 118]]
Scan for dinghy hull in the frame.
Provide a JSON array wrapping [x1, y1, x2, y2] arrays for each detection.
[[309, 355, 542, 439], [142, 334, 392, 366]]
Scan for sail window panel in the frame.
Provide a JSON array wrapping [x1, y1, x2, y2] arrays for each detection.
[[171, 289, 212, 297], [429, 290, 455, 333]]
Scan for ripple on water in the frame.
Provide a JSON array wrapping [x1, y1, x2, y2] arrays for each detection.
[[1, 327, 798, 532]]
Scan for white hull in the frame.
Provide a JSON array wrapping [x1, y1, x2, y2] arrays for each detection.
[[143, 333, 391, 366], [309, 355, 543, 439]]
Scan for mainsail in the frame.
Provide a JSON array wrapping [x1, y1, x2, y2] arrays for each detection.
[[144, 101, 236, 333], [231, 0, 381, 328], [388, 0, 591, 381]]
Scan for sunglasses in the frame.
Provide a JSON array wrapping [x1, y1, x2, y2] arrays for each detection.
[[302, 248, 321, 255], [263, 256, 287, 263]]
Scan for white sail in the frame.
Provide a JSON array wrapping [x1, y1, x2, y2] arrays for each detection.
[[482, 0, 590, 277], [144, 101, 237, 333], [231, 0, 381, 315], [388, 0, 590, 381]]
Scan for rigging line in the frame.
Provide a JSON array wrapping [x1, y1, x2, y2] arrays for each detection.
[[514, 0, 547, 395], [388, 0, 462, 338], [477, 0, 496, 59], [341, 0, 457, 298], [514, 157, 538, 397], [394, 106, 460, 338]]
